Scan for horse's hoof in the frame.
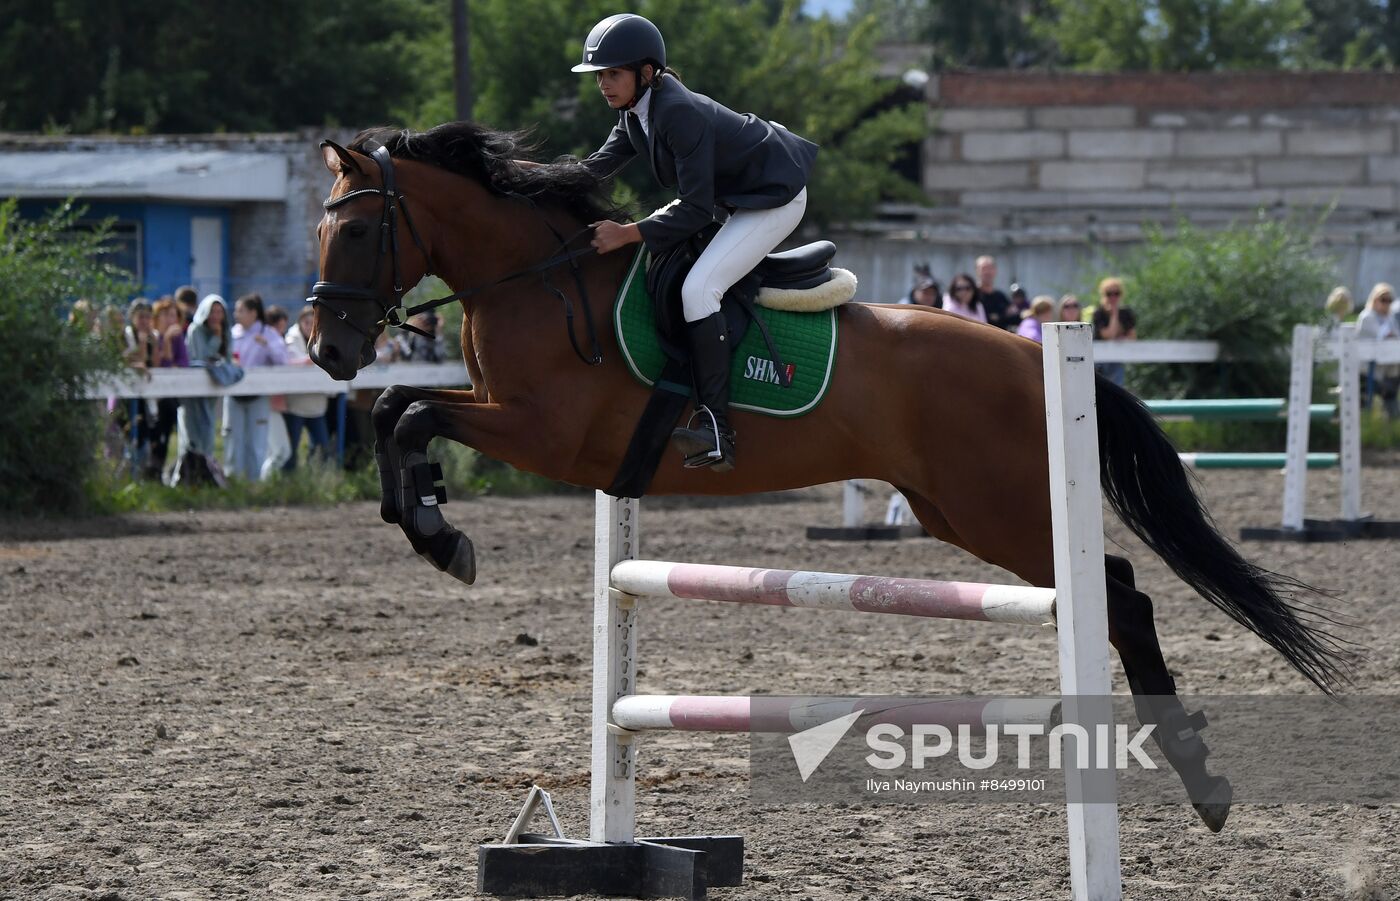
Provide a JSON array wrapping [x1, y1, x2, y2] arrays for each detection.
[[380, 499, 401, 525], [1192, 775, 1233, 833], [444, 532, 476, 585]]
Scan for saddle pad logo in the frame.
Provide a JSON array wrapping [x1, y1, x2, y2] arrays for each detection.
[[743, 356, 796, 387]]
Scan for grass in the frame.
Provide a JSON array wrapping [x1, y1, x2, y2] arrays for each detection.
[[84, 438, 573, 516], [1158, 409, 1400, 453]]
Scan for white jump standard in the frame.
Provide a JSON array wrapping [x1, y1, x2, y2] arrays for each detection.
[[477, 324, 1123, 901]]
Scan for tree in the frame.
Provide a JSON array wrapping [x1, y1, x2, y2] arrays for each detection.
[[0, 201, 129, 514], [1038, 0, 1313, 71], [850, 0, 1054, 69], [0, 0, 435, 133]]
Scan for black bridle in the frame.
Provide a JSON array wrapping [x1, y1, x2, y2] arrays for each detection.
[[308, 141, 604, 365]]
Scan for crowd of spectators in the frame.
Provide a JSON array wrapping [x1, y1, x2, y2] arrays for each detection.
[[895, 256, 1138, 384], [99, 285, 454, 487]]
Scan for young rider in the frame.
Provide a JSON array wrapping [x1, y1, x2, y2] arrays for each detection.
[[573, 13, 818, 472]]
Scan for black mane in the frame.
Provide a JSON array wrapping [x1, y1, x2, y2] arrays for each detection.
[[350, 123, 624, 225]]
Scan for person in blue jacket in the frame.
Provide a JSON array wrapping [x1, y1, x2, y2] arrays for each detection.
[[575, 13, 818, 473]]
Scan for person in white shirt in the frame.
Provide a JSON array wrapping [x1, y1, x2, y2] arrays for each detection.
[[1357, 282, 1400, 418], [282, 306, 334, 468], [942, 273, 987, 323]]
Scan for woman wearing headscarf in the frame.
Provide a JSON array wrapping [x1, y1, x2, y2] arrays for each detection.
[[176, 294, 232, 485]]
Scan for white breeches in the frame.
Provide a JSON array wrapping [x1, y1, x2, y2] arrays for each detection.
[[681, 188, 808, 322]]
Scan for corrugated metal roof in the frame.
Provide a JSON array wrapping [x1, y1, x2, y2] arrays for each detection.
[[0, 149, 288, 201]]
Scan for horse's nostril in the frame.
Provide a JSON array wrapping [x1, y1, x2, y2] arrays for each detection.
[[320, 342, 339, 362]]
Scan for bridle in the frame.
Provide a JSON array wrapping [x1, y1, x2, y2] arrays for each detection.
[[308, 141, 604, 365]]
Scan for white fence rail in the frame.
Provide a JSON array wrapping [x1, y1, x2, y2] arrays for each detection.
[[85, 361, 470, 400]]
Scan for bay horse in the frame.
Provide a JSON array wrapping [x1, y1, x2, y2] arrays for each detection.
[[307, 122, 1348, 833]]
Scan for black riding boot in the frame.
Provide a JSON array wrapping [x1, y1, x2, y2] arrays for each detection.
[[671, 311, 737, 472]]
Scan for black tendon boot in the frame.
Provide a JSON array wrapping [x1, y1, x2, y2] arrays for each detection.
[[671, 311, 737, 471]]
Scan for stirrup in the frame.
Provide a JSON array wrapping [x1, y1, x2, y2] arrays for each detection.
[[679, 405, 734, 469]]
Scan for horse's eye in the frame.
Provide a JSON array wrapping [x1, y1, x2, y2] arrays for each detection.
[[347, 222, 369, 239]]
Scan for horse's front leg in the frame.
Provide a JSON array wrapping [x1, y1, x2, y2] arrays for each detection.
[[393, 397, 557, 585], [371, 385, 475, 525]]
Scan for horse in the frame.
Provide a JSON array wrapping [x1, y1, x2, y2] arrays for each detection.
[[306, 122, 1349, 833]]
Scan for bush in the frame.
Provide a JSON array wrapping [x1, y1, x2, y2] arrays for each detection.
[[1091, 212, 1334, 399], [0, 200, 130, 516]]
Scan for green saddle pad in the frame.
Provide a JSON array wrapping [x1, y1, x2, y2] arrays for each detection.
[[613, 247, 837, 418]]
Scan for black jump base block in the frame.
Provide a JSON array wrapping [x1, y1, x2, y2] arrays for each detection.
[[478, 834, 743, 900], [1240, 517, 1400, 542], [806, 523, 928, 541]]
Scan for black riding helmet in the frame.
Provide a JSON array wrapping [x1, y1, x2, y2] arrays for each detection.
[[570, 13, 666, 73]]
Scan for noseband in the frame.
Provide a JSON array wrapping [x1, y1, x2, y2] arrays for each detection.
[[308, 141, 604, 364]]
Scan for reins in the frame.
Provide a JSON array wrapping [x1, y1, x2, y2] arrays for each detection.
[[309, 142, 606, 366]]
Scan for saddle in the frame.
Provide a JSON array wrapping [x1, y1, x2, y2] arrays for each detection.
[[607, 224, 856, 499], [644, 221, 855, 373]]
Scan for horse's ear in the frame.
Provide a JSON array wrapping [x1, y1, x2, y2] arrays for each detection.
[[321, 140, 365, 177]]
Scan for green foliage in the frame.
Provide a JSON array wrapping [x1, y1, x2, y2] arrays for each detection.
[[0, 200, 129, 515], [1086, 213, 1333, 398], [851, 0, 1400, 72], [88, 438, 568, 515], [1041, 0, 1313, 70], [0, 0, 435, 133], [399, 0, 925, 226]]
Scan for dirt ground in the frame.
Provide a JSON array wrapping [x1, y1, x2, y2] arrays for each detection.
[[2, 464, 1398, 901]]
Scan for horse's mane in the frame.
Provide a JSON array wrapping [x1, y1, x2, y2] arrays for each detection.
[[350, 123, 625, 225]]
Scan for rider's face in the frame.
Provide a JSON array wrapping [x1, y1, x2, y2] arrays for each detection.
[[596, 65, 654, 109], [596, 68, 635, 109]]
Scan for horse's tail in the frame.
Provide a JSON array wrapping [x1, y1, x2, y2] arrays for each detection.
[[1093, 375, 1352, 692]]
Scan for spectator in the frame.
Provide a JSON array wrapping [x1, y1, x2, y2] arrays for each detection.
[[1358, 282, 1400, 419], [176, 294, 232, 486], [943, 273, 987, 323], [174, 285, 199, 328], [224, 293, 287, 481], [1057, 294, 1083, 322], [897, 264, 941, 308], [147, 298, 188, 482], [1017, 296, 1056, 344], [283, 305, 333, 469], [1008, 283, 1031, 321], [903, 273, 942, 309], [120, 299, 161, 475], [374, 328, 400, 363], [1091, 277, 1137, 387], [1325, 286, 1354, 326], [123, 299, 159, 371], [975, 255, 1016, 332], [260, 306, 293, 480], [68, 298, 95, 331], [396, 312, 448, 362]]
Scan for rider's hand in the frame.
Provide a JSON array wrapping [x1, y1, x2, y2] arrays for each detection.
[[591, 221, 641, 254]]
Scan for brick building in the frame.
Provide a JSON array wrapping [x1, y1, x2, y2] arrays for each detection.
[[835, 71, 1400, 304]]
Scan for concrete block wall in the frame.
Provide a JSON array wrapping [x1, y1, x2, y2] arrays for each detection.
[[924, 74, 1400, 221], [832, 72, 1400, 306]]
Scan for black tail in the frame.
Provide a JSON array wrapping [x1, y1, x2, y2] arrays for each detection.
[[1094, 376, 1353, 692]]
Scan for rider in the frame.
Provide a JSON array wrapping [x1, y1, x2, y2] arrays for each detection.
[[574, 13, 818, 472]]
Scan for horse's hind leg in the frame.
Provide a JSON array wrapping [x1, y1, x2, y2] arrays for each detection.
[[1106, 554, 1234, 832]]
